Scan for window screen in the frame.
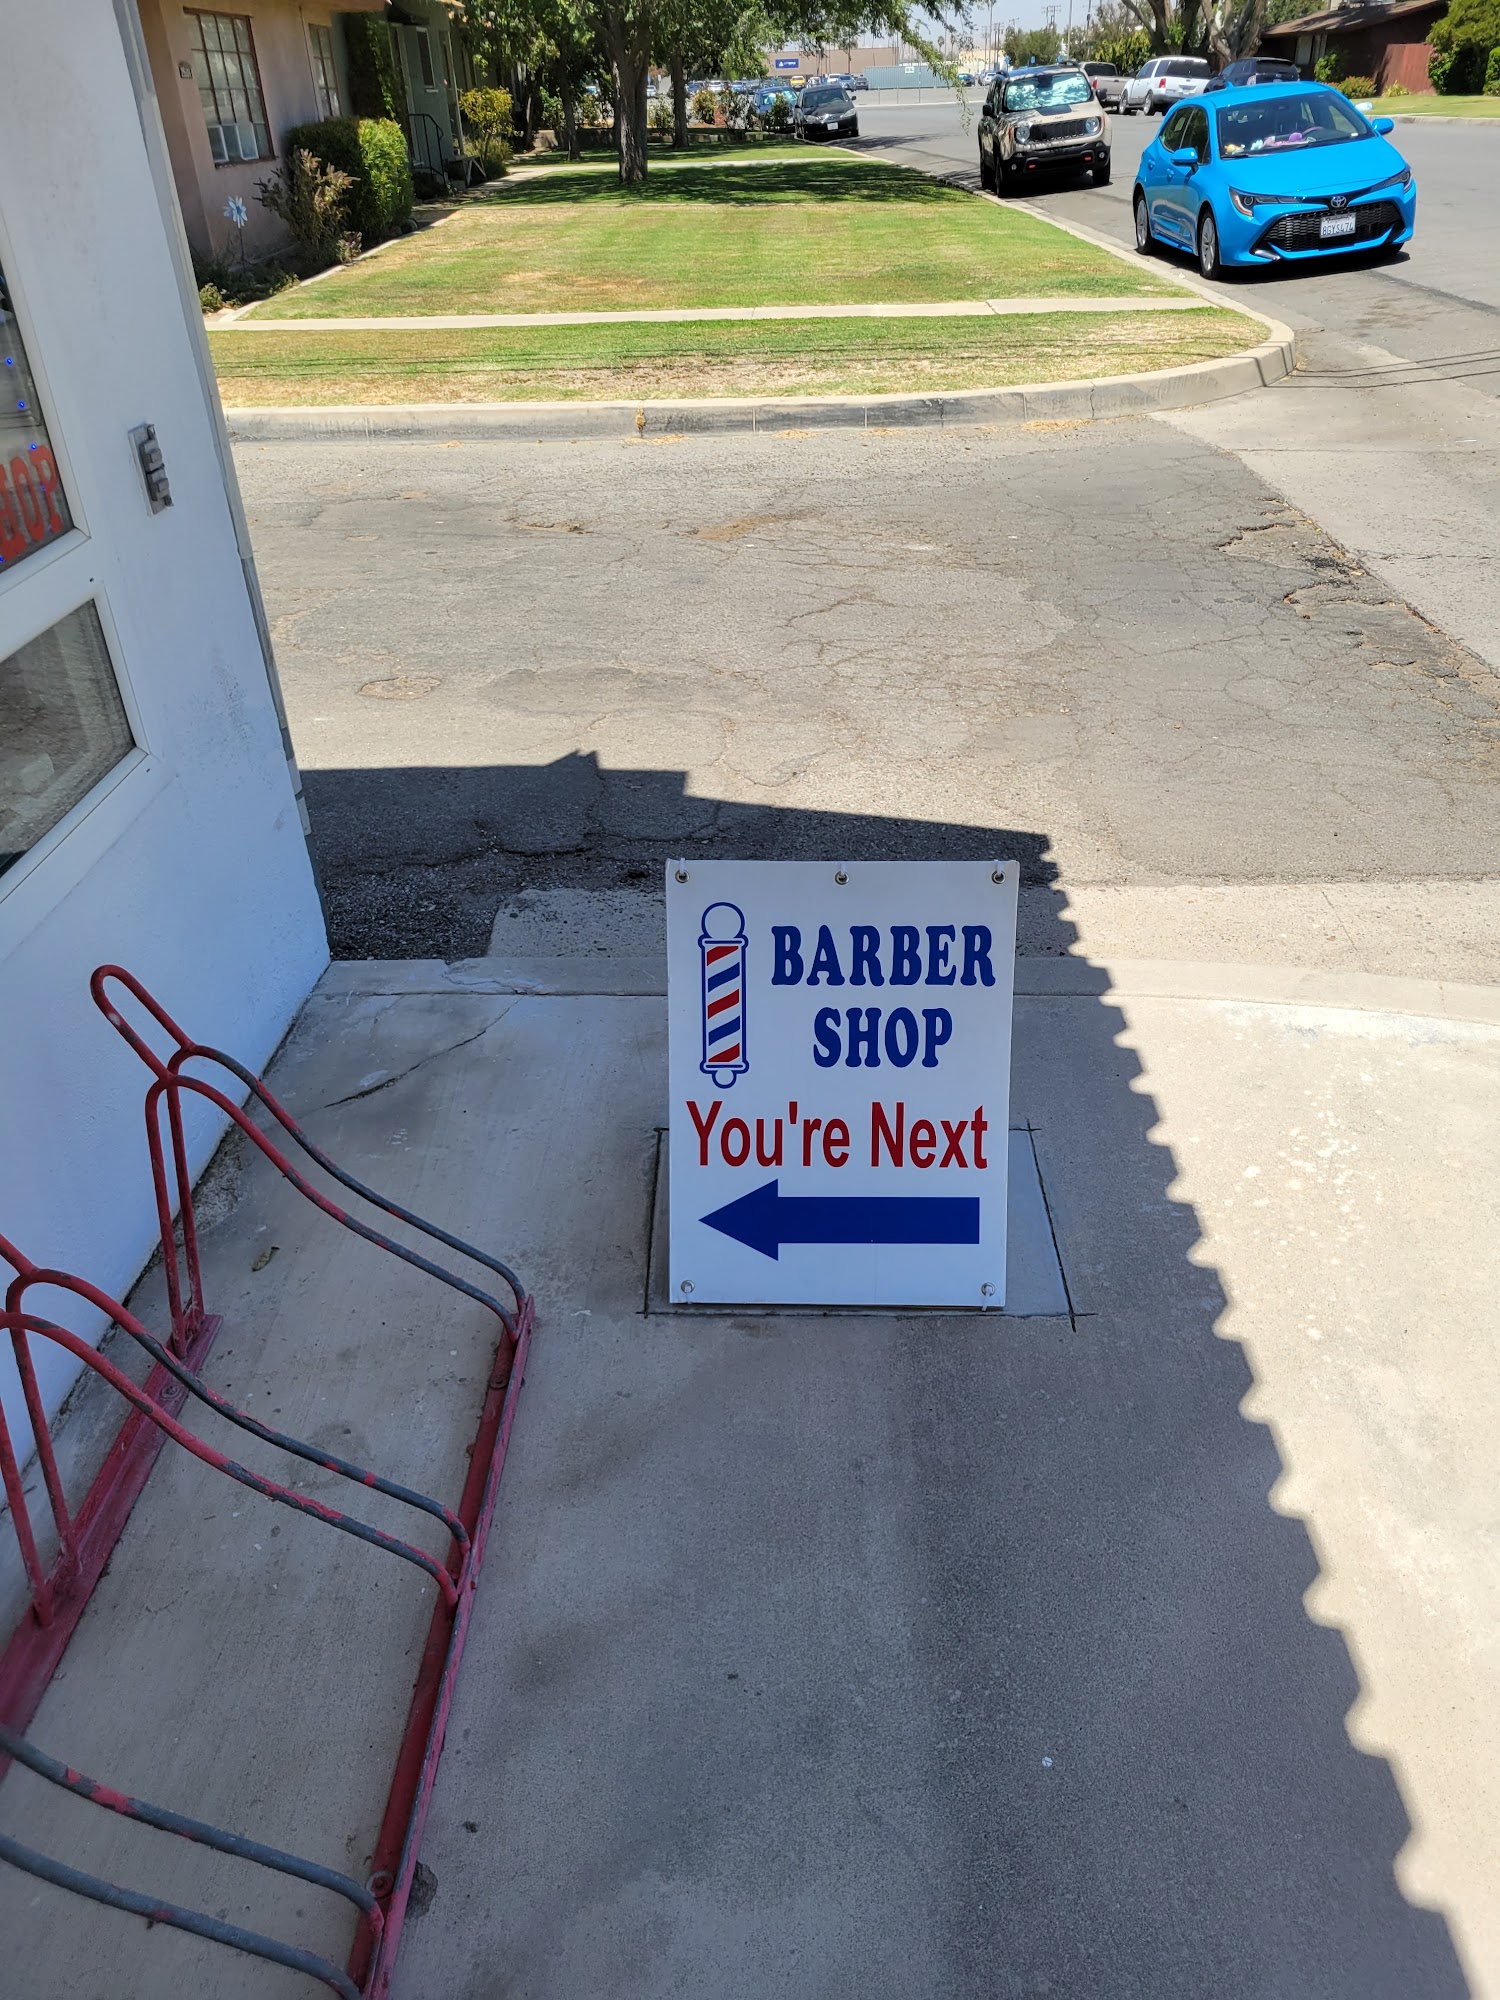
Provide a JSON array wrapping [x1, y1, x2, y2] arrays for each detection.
[[308, 23, 341, 120], [187, 11, 273, 165]]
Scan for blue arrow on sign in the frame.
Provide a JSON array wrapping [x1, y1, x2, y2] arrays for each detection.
[[701, 1179, 980, 1261]]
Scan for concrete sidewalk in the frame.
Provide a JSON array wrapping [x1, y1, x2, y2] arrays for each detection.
[[2, 946, 1497, 1996], [223, 298, 1206, 333]]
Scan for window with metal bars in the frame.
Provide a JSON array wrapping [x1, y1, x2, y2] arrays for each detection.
[[308, 23, 342, 120], [186, 10, 272, 165]]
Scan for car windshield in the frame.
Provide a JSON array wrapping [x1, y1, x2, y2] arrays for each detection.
[[1217, 90, 1373, 156], [804, 89, 848, 108], [1003, 72, 1091, 110]]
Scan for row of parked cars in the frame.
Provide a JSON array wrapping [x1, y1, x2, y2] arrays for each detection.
[[1082, 53, 1302, 114]]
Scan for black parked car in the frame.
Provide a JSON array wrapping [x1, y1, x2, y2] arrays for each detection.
[[1202, 57, 1303, 91], [794, 85, 860, 139]]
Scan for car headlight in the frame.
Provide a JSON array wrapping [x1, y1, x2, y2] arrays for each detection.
[[1229, 187, 1295, 216], [1015, 122, 1031, 143], [1368, 166, 1414, 193], [1084, 117, 1101, 135]]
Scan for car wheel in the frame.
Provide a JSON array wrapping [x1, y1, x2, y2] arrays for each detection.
[[1197, 207, 1223, 279], [1134, 191, 1155, 253], [1092, 158, 1112, 186], [979, 146, 993, 190]]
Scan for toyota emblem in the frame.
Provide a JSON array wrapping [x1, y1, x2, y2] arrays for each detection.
[[1329, 194, 1349, 210]]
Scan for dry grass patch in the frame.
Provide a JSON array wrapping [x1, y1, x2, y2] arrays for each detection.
[[212, 309, 1254, 404]]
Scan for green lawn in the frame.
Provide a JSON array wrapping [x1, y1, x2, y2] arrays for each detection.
[[245, 157, 1179, 320], [211, 308, 1249, 404], [1373, 94, 1500, 114]]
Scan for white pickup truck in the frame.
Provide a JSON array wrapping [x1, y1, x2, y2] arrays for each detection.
[[1118, 56, 1211, 115]]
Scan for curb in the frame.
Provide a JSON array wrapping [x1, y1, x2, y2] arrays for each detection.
[[315, 954, 1500, 1030], [223, 329, 1294, 443]]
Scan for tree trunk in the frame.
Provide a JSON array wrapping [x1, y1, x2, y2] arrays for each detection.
[[606, 12, 651, 184], [563, 91, 580, 161], [671, 54, 688, 148]]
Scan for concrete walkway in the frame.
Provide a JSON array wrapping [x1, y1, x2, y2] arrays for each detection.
[[224, 296, 1205, 333], [2, 938, 1496, 1997]]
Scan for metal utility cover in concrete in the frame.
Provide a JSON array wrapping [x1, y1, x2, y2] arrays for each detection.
[[667, 860, 1019, 1308]]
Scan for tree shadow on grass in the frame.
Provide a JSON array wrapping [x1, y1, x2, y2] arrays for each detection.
[[480, 159, 969, 209]]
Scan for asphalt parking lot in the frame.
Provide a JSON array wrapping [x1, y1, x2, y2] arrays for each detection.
[[238, 417, 1500, 962]]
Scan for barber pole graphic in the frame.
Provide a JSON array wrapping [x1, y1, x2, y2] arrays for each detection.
[[699, 902, 749, 1087]]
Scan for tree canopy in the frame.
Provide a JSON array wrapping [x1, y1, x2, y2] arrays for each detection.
[[469, 0, 964, 182]]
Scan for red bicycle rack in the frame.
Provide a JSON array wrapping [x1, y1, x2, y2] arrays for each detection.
[[0, 966, 535, 1997]]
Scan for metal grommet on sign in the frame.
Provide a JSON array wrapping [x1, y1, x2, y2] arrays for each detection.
[[981, 1283, 996, 1297], [675, 868, 689, 883], [834, 869, 848, 885], [679, 1279, 694, 1295], [992, 868, 1005, 884]]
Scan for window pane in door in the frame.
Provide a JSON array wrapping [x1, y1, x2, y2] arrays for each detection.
[[1, 602, 135, 878], [0, 260, 73, 574]]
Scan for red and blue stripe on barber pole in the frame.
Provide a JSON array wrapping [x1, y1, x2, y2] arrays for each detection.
[[699, 902, 749, 1088]]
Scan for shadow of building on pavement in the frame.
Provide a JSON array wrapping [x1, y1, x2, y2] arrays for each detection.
[[294, 752, 1466, 1999]]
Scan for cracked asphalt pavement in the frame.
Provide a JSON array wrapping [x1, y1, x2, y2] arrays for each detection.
[[237, 423, 1500, 960]]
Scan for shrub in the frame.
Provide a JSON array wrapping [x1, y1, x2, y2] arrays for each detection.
[[1093, 30, 1150, 73], [539, 87, 564, 130], [256, 147, 356, 268], [762, 96, 793, 132], [1339, 74, 1378, 96], [1384, 78, 1412, 93], [192, 253, 296, 308], [649, 95, 674, 133], [1314, 50, 1345, 80], [460, 86, 514, 174], [341, 11, 401, 118], [285, 116, 413, 246], [1487, 44, 1500, 86], [691, 85, 719, 123]]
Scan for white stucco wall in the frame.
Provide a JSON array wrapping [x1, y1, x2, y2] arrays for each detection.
[[0, 0, 328, 1437]]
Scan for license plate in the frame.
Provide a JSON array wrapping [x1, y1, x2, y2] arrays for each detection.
[[1320, 212, 1358, 239], [826, 117, 839, 128]]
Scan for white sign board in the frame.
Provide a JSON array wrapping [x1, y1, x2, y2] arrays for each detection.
[[667, 860, 1018, 1308]]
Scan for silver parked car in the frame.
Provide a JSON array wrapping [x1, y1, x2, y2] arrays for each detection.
[[1082, 61, 1125, 109], [1118, 55, 1211, 115]]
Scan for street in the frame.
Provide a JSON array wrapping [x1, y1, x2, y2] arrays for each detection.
[[854, 100, 1500, 676]]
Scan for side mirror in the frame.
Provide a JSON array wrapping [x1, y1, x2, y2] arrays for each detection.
[[1170, 146, 1199, 166], [1372, 114, 1395, 132]]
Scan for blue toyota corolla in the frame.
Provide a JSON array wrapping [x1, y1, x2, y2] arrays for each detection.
[[1133, 81, 1416, 278]]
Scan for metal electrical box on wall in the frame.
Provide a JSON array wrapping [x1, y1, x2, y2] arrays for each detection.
[[667, 860, 1019, 1309]]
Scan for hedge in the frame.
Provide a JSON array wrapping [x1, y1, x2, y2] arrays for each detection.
[[1429, 41, 1489, 87], [1487, 44, 1500, 87], [340, 12, 401, 119], [283, 117, 412, 246]]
